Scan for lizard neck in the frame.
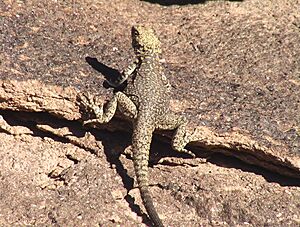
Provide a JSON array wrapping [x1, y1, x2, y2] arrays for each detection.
[[138, 53, 160, 63]]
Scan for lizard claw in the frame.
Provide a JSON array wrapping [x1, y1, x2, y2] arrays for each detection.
[[83, 118, 105, 126], [180, 148, 196, 158]]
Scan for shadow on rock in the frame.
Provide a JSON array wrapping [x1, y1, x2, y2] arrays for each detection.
[[141, 0, 243, 6], [85, 56, 127, 91]]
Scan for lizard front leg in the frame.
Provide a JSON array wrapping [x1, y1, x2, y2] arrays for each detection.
[[106, 59, 139, 87], [80, 92, 137, 125]]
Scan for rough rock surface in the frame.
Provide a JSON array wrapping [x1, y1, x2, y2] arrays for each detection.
[[0, 0, 299, 226]]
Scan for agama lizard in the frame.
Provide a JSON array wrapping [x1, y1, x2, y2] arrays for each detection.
[[80, 25, 194, 227]]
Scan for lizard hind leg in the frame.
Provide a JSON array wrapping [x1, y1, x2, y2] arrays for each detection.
[[158, 113, 195, 157]]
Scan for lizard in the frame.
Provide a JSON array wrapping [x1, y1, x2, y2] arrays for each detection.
[[80, 25, 194, 227]]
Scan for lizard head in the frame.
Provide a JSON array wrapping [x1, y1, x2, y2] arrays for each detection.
[[131, 25, 161, 56]]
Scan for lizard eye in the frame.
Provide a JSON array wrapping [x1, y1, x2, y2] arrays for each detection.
[[133, 30, 139, 36], [132, 27, 140, 36]]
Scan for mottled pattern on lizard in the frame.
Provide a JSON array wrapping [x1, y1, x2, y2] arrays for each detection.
[[81, 25, 194, 227]]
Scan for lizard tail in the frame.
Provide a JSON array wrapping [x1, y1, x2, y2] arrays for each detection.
[[132, 122, 164, 227], [140, 187, 164, 227]]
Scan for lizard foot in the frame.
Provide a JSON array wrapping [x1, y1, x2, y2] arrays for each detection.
[[78, 93, 105, 123], [172, 146, 195, 158], [179, 148, 195, 158]]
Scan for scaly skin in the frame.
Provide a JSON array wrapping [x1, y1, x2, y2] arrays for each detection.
[[81, 25, 194, 227]]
